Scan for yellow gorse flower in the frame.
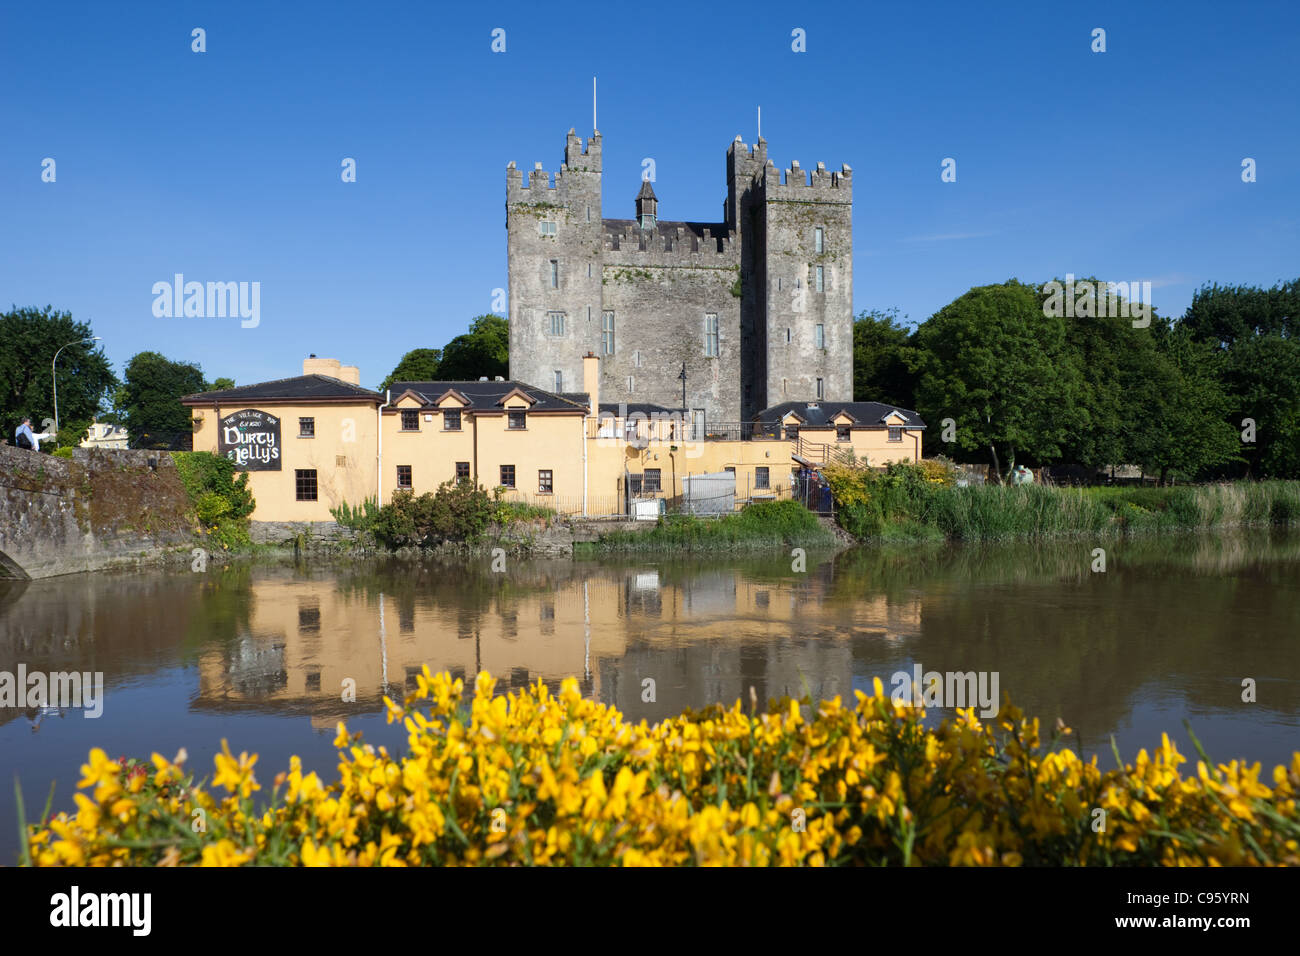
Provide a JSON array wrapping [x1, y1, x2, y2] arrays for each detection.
[[24, 670, 1300, 867]]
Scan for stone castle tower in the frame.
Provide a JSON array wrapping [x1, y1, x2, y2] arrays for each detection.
[[506, 128, 852, 425]]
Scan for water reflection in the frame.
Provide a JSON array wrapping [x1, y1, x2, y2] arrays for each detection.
[[2, 529, 1297, 784]]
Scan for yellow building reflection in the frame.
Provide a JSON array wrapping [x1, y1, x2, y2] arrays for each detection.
[[194, 563, 922, 725]]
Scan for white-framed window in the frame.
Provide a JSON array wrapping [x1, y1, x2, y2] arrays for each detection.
[[816, 377, 824, 399], [602, 311, 615, 354], [815, 266, 825, 292], [554, 370, 563, 391], [549, 311, 565, 335], [815, 324, 825, 348], [814, 227, 824, 254], [549, 260, 559, 289], [539, 221, 557, 237], [704, 313, 719, 357]]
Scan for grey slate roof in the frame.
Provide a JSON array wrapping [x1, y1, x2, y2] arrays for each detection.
[[754, 401, 926, 429], [389, 380, 588, 412], [182, 375, 383, 404]]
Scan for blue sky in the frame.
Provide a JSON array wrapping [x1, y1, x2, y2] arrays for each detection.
[[3, 0, 1297, 391]]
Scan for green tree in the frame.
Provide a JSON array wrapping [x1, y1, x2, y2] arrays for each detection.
[[852, 307, 917, 408], [437, 315, 509, 381], [1128, 320, 1240, 482], [910, 281, 1086, 479], [1182, 279, 1300, 478], [206, 376, 236, 391], [0, 305, 117, 440], [379, 348, 442, 392], [121, 351, 208, 449]]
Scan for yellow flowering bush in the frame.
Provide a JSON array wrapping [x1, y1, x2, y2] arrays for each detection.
[[22, 670, 1300, 866]]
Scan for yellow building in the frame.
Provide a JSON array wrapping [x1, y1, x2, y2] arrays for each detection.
[[182, 353, 926, 523], [183, 357, 383, 523]]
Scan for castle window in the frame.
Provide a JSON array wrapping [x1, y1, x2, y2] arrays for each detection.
[[549, 312, 565, 335], [815, 324, 825, 349], [396, 465, 412, 489], [815, 266, 825, 293], [633, 350, 641, 367], [627, 376, 634, 393], [785, 328, 791, 344], [586, 206, 591, 222], [587, 264, 592, 278], [554, 370, 563, 391], [549, 260, 559, 288], [443, 409, 461, 431], [816, 378, 824, 400], [602, 311, 615, 354], [777, 278, 782, 291], [539, 221, 556, 237], [815, 228, 824, 254], [538, 469, 553, 494], [401, 410, 419, 431], [704, 313, 719, 357]]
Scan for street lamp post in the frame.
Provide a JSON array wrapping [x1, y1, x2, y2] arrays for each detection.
[[52, 336, 102, 437]]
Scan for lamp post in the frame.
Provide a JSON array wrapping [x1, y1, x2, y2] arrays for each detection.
[[53, 336, 102, 437]]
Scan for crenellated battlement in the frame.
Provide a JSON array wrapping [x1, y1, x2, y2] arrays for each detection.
[[763, 158, 853, 198], [507, 161, 559, 202], [601, 222, 736, 262], [564, 128, 602, 171]]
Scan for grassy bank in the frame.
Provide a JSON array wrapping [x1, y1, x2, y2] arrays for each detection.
[[577, 500, 835, 554], [827, 463, 1300, 542], [22, 669, 1300, 866]]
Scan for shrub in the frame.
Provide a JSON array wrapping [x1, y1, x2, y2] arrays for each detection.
[[51, 447, 75, 459], [172, 452, 255, 521], [372, 482, 499, 548], [22, 671, 1300, 867], [330, 497, 380, 531]]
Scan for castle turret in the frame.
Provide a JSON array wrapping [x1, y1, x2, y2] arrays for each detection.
[[635, 180, 658, 230]]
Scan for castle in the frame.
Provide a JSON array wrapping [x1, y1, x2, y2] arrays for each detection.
[[506, 129, 854, 427]]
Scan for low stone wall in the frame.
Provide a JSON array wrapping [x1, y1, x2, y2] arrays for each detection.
[[0, 445, 194, 578]]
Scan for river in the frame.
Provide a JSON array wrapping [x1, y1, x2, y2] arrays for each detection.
[[2, 530, 1298, 860]]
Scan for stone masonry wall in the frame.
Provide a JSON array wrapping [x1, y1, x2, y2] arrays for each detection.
[[0, 445, 193, 578]]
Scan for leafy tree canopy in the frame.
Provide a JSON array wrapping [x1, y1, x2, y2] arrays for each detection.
[[121, 351, 207, 449], [379, 349, 442, 392], [0, 305, 117, 439], [852, 307, 917, 409]]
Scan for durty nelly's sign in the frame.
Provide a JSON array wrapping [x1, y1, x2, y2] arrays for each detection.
[[218, 409, 281, 470]]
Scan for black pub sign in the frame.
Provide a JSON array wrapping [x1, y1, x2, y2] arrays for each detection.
[[218, 409, 281, 470]]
